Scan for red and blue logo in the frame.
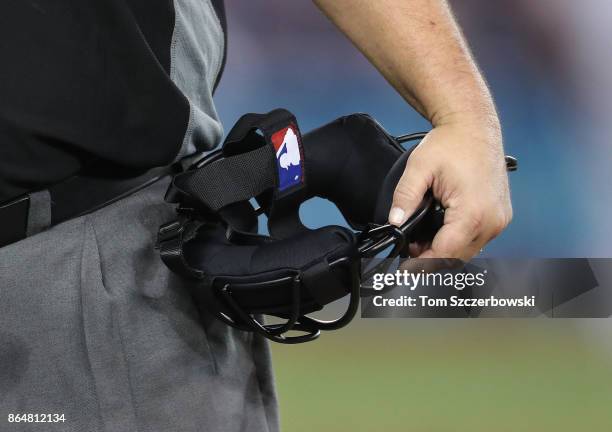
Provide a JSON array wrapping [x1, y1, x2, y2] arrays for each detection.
[[271, 124, 303, 192]]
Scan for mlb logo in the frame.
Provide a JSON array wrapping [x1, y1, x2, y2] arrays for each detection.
[[271, 124, 304, 192]]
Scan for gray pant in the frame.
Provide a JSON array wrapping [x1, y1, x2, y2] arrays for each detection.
[[0, 178, 279, 432]]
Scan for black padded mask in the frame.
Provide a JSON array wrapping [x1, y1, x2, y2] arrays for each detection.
[[158, 109, 446, 343]]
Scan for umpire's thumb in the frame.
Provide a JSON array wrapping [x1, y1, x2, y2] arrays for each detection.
[[388, 154, 432, 226]]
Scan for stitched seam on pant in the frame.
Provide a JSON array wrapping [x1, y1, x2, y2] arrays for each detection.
[[249, 335, 274, 432], [82, 216, 141, 432], [112, 310, 142, 432], [78, 219, 106, 432]]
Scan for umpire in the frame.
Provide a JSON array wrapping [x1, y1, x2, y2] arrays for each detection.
[[0, 1, 512, 431]]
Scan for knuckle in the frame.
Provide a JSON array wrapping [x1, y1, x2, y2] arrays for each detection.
[[434, 230, 468, 258], [393, 185, 421, 205], [467, 199, 514, 238], [489, 209, 511, 238], [464, 209, 485, 234], [491, 220, 506, 237]]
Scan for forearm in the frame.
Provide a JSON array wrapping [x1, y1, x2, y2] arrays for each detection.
[[313, 0, 498, 129], [315, 0, 512, 259]]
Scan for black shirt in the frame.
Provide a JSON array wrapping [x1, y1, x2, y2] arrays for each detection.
[[0, 0, 226, 202]]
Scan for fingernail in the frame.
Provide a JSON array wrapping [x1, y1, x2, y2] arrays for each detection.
[[389, 207, 406, 226]]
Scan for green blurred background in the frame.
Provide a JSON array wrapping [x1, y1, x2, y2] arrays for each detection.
[[271, 320, 612, 431]]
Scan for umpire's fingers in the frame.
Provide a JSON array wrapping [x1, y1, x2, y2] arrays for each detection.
[[388, 151, 433, 226], [418, 206, 496, 261]]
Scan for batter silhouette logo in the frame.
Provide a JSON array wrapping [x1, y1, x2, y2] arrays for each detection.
[[271, 124, 304, 191]]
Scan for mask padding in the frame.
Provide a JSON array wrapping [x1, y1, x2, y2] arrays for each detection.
[[183, 224, 356, 277], [302, 114, 403, 230]]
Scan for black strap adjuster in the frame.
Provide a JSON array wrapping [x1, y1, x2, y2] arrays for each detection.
[[157, 218, 205, 280]]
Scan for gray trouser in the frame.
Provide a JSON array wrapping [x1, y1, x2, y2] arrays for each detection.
[[0, 178, 279, 432]]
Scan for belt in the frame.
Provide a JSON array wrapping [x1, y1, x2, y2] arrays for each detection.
[[0, 165, 179, 248]]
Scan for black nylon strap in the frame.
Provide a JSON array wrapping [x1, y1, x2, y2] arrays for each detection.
[[168, 108, 307, 242], [267, 198, 307, 239], [224, 109, 296, 153], [224, 109, 308, 239], [158, 219, 205, 279], [174, 144, 275, 211], [171, 109, 304, 215]]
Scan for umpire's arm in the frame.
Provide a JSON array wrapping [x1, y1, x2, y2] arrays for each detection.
[[313, 0, 512, 261]]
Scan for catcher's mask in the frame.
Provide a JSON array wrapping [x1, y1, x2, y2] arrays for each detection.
[[157, 109, 517, 343]]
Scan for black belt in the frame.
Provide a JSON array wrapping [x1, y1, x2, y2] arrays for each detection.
[[0, 165, 178, 248]]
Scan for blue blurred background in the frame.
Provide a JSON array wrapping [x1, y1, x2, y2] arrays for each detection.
[[215, 0, 612, 258], [213, 2, 612, 430]]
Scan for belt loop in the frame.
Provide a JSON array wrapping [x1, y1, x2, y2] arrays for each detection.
[[26, 190, 52, 237]]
